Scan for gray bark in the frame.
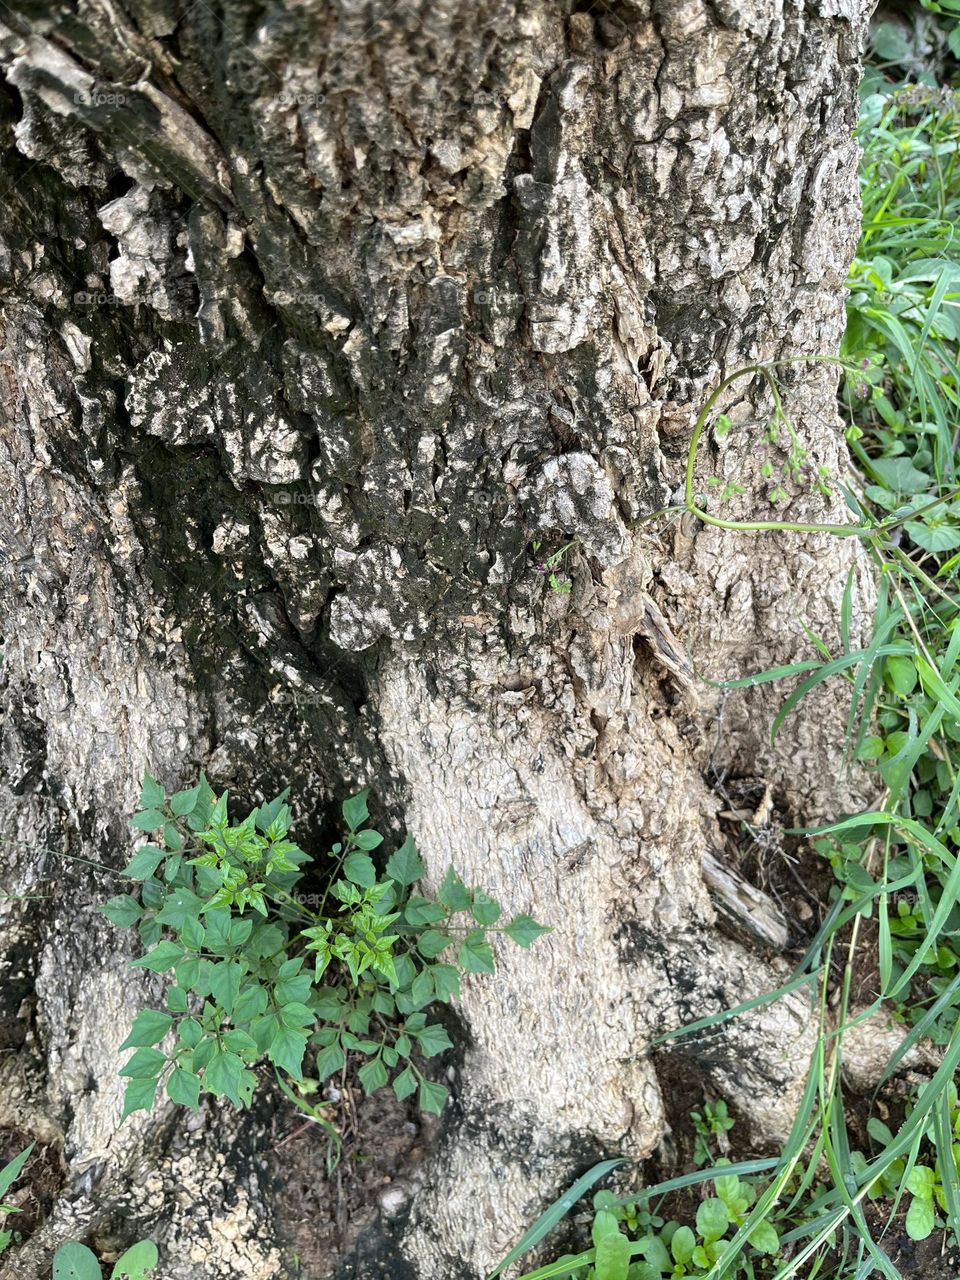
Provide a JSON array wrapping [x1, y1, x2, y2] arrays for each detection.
[[0, 2, 875, 1277]]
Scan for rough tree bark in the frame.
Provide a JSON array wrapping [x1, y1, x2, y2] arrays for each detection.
[[0, 2, 877, 1277]]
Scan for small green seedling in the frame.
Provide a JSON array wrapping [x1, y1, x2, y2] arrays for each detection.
[[691, 1099, 735, 1167], [0, 1144, 33, 1255], [531, 540, 576, 594]]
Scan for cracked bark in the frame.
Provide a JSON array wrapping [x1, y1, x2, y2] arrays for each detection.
[[0, 2, 877, 1277]]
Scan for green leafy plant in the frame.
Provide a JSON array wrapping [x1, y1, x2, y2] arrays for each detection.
[[0, 1143, 33, 1255], [494, 1170, 782, 1280], [103, 776, 549, 1123], [868, 4, 960, 81], [854, 1088, 960, 1243], [691, 1100, 735, 1168], [53, 1240, 157, 1280], [531, 540, 577, 594]]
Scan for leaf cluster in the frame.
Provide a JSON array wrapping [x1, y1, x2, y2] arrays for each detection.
[[104, 776, 549, 1121]]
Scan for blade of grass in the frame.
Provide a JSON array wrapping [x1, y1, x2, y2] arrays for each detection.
[[485, 1159, 624, 1280]]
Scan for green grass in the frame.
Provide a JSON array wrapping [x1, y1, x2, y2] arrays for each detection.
[[843, 85, 960, 525], [494, 32, 960, 1280]]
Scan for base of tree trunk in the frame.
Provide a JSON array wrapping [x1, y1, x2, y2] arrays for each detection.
[[0, 1, 889, 1276]]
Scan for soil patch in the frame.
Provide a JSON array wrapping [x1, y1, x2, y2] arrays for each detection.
[[709, 772, 836, 955], [860, 1206, 960, 1280], [266, 1076, 437, 1277]]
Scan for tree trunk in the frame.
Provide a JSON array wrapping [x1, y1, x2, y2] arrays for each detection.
[[0, 2, 874, 1277]]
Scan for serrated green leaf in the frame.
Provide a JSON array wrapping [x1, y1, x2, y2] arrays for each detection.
[[130, 810, 166, 833], [256, 789, 290, 833], [100, 896, 142, 928], [415, 1022, 453, 1058], [170, 783, 202, 817], [471, 891, 501, 926], [139, 772, 165, 810], [459, 930, 495, 975], [342, 790, 369, 831], [155, 887, 202, 930], [313, 989, 345, 1020], [504, 914, 552, 948], [393, 1065, 417, 1100], [430, 964, 461, 1002], [408, 968, 433, 1009], [119, 1010, 173, 1051], [404, 896, 447, 927], [268, 1028, 308, 1078], [276, 971, 312, 1005], [123, 845, 165, 881], [140, 880, 164, 911], [438, 865, 473, 912], [178, 1018, 202, 1048], [357, 1056, 389, 1095], [167, 1068, 201, 1111], [121, 1074, 159, 1121], [314, 1042, 345, 1080], [373, 989, 396, 1017], [209, 961, 243, 1014], [223, 1029, 259, 1057], [120, 1046, 167, 1079], [176, 954, 201, 988], [279, 1001, 315, 1029], [130, 940, 184, 973], [417, 929, 451, 959], [386, 835, 425, 886], [232, 985, 268, 1024], [343, 851, 377, 888], [203, 1049, 245, 1105], [418, 1078, 448, 1115]]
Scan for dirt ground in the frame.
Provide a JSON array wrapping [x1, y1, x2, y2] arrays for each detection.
[[266, 1077, 439, 1277]]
